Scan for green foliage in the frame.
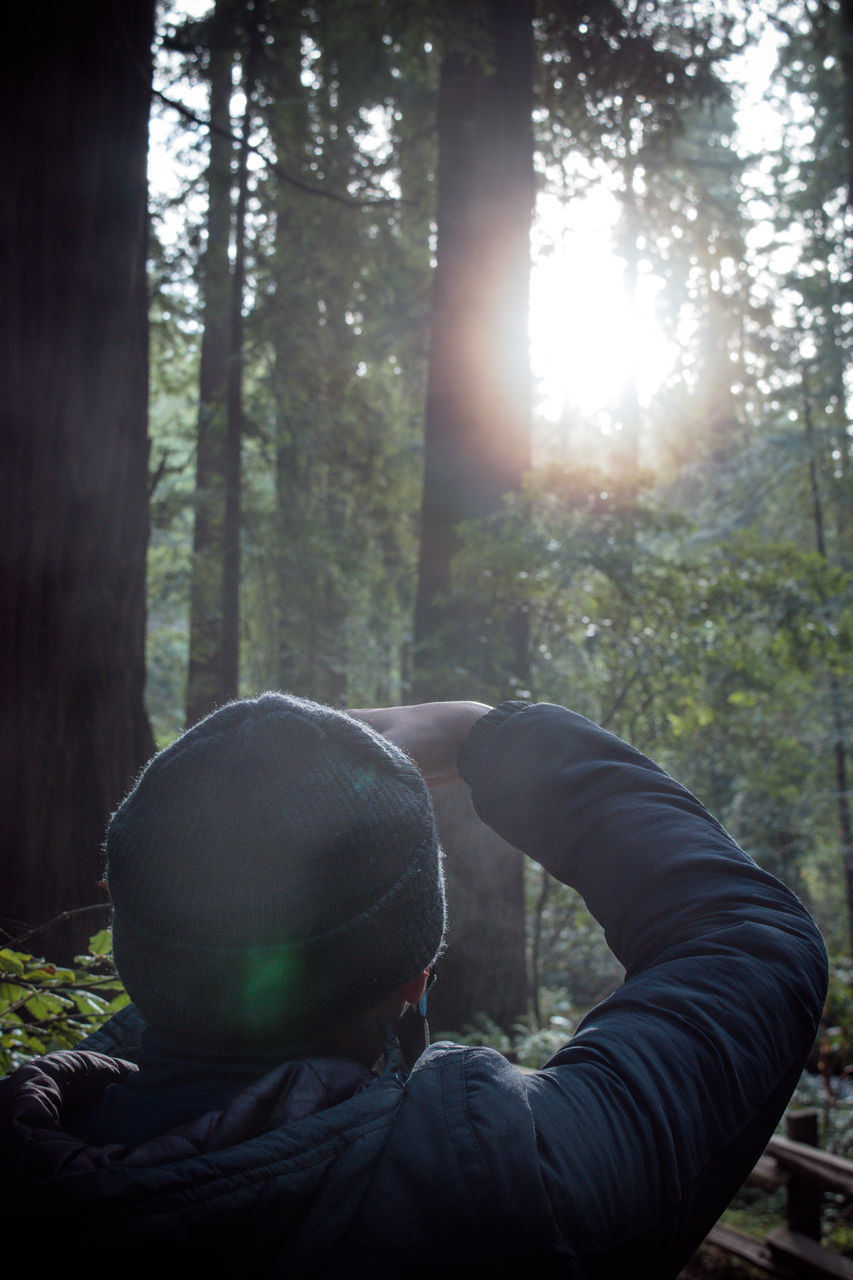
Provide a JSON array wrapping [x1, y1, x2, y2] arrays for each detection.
[[449, 1012, 514, 1057], [444, 456, 853, 948], [450, 1000, 578, 1069], [0, 932, 128, 1076], [527, 861, 623, 1013]]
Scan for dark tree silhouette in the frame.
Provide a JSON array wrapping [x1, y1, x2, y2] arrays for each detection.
[[186, 7, 237, 728], [414, 0, 534, 684], [0, 2, 156, 960], [412, 0, 535, 1034]]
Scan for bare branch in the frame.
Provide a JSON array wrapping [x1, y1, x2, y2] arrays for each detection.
[[153, 86, 405, 210]]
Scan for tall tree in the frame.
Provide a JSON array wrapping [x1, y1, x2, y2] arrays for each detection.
[[413, 0, 535, 696], [223, 0, 260, 708], [184, 0, 259, 726], [0, 2, 156, 960], [185, 3, 236, 725], [409, 0, 536, 1034]]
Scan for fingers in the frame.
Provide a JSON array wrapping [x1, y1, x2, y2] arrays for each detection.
[[349, 703, 490, 786]]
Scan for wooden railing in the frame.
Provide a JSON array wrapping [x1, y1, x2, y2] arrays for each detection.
[[688, 1109, 853, 1279]]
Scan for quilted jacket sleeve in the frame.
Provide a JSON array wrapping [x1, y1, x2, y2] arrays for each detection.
[[458, 701, 828, 1275]]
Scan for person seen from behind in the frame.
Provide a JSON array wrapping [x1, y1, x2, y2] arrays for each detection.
[[0, 695, 828, 1278]]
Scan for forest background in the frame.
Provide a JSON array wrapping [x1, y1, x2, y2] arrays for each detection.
[[2, 0, 853, 1093]]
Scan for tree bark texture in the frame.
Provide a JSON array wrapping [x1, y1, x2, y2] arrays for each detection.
[[428, 782, 529, 1037], [0, 3, 156, 960], [414, 0, 535, 676], [412, 0, 535, 1032], [267, 8, 348, 706], [186, 15, 235, 727]]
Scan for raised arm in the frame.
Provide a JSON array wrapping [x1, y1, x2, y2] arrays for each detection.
[[454, 700, 828, 1275], [361, 706, 824, 1274]]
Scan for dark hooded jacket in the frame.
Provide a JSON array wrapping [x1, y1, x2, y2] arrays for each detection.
[[0, 702, 828, 1278]]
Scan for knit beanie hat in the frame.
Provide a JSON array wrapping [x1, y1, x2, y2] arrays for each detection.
[[106, 694, 445, 1050]]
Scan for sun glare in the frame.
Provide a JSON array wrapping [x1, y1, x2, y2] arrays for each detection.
[[153, 4, 777, 453], [529, 190, 679, 431], [526, 26, 785, 445]]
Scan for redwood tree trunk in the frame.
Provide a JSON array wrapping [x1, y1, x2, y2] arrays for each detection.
[[413, 0, 535, 680], [0, 2, 156, 961], [412, 0, 535, 1034], [186, 13, 235, 727]]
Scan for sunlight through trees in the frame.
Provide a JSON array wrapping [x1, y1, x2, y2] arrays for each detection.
[[4, 0, 853, 1013]]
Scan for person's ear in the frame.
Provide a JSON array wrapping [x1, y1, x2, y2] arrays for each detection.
[[399, 967, 429, 1008]]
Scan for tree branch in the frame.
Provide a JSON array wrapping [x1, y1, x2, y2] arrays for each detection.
[[153, 86, 406, 209]]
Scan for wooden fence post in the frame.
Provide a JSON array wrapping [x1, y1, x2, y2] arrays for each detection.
[[786, 1108, 823, 1240]]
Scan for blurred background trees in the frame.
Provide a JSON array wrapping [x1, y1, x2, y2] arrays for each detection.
[[3, 0, 853, 1035]]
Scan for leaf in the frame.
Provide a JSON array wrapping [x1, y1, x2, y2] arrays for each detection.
[[24, 965, 65, 983], [86, 930, 113, 958], [0, 981, 27, 1010], [69, 991, 110, 1016], [23, 991, 71, 1019], [0, 950, 27, 976]]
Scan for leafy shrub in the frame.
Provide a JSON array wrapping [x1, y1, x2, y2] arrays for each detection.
[[447, 1013, 514, 1057], [0, 930, 128, 1075], [512, 1020, 574, 1067], [449, 1003, 577, 1068]]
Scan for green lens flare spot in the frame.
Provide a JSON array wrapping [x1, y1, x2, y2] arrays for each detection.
[[236, 950, 299, 1038]]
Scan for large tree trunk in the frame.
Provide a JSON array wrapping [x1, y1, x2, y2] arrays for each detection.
[[222, 4, 259, 707], [186, 12, 235, 727], [0, 2, 156, 961], [413, 0, 535, 1033], [427, 783, 529, 1038], [265, 7, 340, 701], [413, 0, 534, 682]]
